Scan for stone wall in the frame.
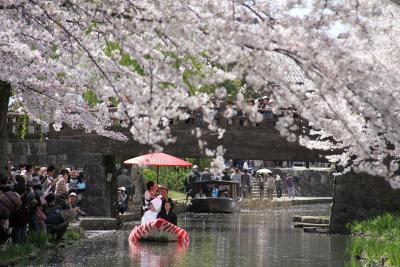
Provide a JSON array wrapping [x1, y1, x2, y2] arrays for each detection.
[[271, 167, 334, 197], [329, 172, 400, 234], [8, 139, 82, 167]]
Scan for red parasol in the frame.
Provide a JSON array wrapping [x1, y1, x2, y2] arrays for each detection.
[[123, 152, 192, 184]]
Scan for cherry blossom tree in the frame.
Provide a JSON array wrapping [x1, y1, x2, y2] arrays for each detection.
[[1, 0, 399, 187]]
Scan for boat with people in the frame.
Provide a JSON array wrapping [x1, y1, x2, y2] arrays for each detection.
[[189, 180, 241, 213], [130, 183, 189, 244], [129, 218, 189, 244]]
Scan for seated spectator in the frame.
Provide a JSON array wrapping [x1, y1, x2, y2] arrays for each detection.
[[194, 188, 207, 199], [44, 194, 68, 240], [211, 186, 219, 198], [222, 191, 230, 198], [118, 187, 128, 214], [68, 192, 86, 220], [157, 200, 177, 225], [141, 197, 162, 224]]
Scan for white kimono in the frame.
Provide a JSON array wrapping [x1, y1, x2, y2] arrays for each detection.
[[141, 210, 158, 224]]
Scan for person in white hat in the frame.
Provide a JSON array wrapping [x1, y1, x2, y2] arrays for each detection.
[[141, 197, 162, 224]]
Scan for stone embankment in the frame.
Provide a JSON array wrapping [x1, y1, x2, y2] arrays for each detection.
[[241, 197, 332, 210], [329, 172, 400, 234], [292, 215, 330, 233]]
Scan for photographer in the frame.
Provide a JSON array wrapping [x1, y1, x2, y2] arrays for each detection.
[[67, 192, 86, 221]]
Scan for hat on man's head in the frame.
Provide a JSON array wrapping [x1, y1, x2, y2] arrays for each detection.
[[150, 197, 162, 212], [118, 187, 126, 191], [69, 192, 77, 197], [193, 165, 198, 170]]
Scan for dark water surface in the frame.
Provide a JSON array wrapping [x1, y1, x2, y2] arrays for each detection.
[[29, 204, 359, 267]]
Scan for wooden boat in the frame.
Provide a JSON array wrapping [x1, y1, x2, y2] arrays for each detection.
[[189, 180, 241, 213], [129, 218, 189, 244]]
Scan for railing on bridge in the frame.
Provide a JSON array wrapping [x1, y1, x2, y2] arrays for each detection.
[[7, 107, 307, 140]]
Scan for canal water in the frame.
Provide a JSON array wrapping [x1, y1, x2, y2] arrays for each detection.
[[29, 204, 359, 267]]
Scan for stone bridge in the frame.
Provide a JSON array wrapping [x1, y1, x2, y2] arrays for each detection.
[[7, 111, 329, 162]]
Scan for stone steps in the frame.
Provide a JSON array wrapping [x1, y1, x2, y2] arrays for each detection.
[[293, 222, 329, 228], [303, 227, 329, 233], [292, 215, 330, 224]]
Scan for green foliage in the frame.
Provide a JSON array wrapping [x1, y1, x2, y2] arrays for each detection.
[[119, 52, 145, 76], [83, 90, 98, 108], [0, 242, 33, 262], [64, 228, 83, 241], [104, 41, 145, 76], [169, 190, 187, 201], [27, 232, 49, 249], [186, 158, 212, 171], [143, 167, 189, 192], [57, 72, 66, 84], [347, 213, 400, 266], [85, 21, 99, 35], [109, 96, 119, 107], [0, 232, 49, 262], [141, 158, 212, 193], [15, 114, 29, 140]]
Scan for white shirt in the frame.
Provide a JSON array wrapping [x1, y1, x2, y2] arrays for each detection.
[[231, 173, 242, 184]]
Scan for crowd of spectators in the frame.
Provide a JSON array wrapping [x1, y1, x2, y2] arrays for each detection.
[[185, 162, 302, 200], [0, 162, 87, 245]]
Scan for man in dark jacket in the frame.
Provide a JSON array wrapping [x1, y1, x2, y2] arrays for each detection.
[[157, 200, 177, 225], [185, 165, 201, 200], [44, 194, 68, 240]]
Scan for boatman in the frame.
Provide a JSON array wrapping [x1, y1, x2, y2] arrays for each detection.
[[185, 165, 200, 200]]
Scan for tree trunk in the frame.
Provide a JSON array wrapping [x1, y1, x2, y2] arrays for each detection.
[[0, 81, 11, 176]]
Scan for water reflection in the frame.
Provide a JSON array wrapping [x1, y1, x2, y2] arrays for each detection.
[[30, 204, 358, 267], [130, 242, 188, 267]]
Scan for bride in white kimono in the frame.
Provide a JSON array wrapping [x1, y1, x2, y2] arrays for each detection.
[[141, 197, 162, 224]]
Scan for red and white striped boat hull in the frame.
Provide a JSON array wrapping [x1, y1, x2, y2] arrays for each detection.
[[129, 218, 189, 244]]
